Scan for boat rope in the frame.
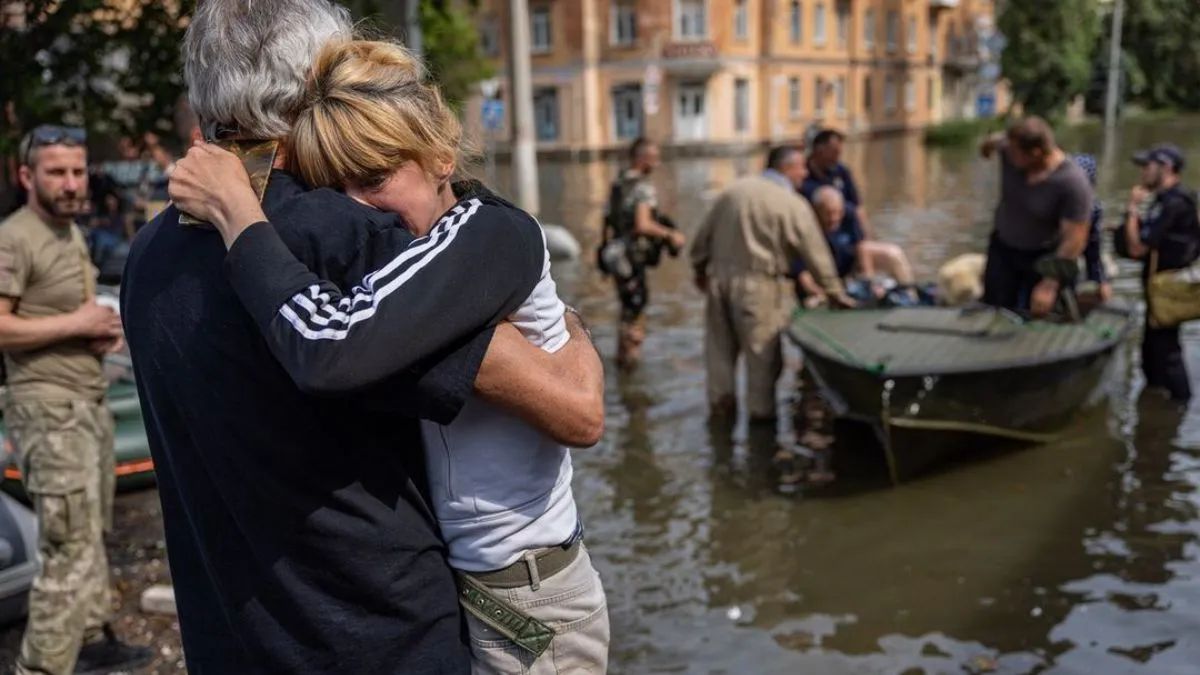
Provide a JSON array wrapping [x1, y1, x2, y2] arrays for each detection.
[[884, 416, 1063, 443], [794, 309, 888, 375]]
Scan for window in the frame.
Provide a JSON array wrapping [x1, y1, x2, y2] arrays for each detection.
[[531, 6, 552, 53], [814, 77, 825, 115], [928, 75, 935, 111], [611, 1, 637, 46], [835, 76, 846, 116], [814, 2, 826, 46], [612, 84, 644, 140], [884, 75, 897, 112], [886, 10, 899, 53], [906, 15, 917, 54], [789, 76, 802, 118], [677, 0, 707, 40], [734, 0, 749, 41], [790, 1, 802, 44], [905, 77, 916, 111], [836, 1, 849, 48], [863, 9, 875, 50], [534, 88, 559, 141], [734, 78, 750, 133], [479, 15, 500, 57], [929, 16, 939, 59], [862, 74, 872, 112]]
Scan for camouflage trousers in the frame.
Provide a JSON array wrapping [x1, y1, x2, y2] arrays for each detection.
[[6, 399, 115, 675]]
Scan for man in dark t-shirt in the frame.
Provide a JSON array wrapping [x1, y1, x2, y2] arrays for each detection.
[[979, 117, 1093, 314], [1120, 144, 1200, 402]]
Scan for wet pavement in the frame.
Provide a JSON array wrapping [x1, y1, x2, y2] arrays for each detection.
[[5, 116, 1200, 673]]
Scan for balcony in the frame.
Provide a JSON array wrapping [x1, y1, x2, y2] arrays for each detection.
[[929, 0, 960, 9], [661, 41, 721, 78]]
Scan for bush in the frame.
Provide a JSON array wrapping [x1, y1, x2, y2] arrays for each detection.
[[923, 118, 1005, 147]]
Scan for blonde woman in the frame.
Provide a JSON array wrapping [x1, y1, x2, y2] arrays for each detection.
[[169, 40, 609, 673]]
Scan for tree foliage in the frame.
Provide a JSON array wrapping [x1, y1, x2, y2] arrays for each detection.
[[0, 0, 194, 156], [1115, 0, 1200, 110], [998, 0, 1099, 118], [419, 1, 494, 110]]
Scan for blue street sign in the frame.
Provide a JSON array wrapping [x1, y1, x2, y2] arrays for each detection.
[[482, 99, 504, 131], [976, 93, 996, 118]]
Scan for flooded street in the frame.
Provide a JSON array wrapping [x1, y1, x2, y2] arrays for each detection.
[[529, 115, 1200, 673]]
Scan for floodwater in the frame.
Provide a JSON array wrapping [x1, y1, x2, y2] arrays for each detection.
[[500, 116, 1200, 674]]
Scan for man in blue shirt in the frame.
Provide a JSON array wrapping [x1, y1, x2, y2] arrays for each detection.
[[801, 129, 914, 287], [1120, 144, 1200, 402]]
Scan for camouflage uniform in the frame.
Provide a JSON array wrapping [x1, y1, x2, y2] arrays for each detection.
[[0, 207, 114, 675], [611, 169, 658, 369]]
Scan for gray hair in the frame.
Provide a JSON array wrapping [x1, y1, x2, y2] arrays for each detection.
[[813, 185, 844, 211], [183, 0, 353, 140]]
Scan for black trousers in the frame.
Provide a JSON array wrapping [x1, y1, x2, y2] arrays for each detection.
[[982, 233, 1054, 312], [1143, 321, 1191, 401]]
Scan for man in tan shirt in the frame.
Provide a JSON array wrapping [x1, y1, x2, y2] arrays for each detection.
[[690, 146, 845, 421], [0, 126, 148, 675]]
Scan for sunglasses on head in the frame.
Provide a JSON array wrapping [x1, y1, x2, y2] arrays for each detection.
[[24, 125, 87, 165]]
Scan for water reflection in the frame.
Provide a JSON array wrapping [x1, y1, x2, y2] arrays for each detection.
[[510, 116, 1200, 673]]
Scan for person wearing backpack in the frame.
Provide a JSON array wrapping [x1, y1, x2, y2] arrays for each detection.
[[599, 138, 685, 370]]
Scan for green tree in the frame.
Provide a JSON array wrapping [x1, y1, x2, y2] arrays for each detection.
[[999, 0, 1100, 118], [1116, 0, 1200, 110], [419, 1, 494, 110]]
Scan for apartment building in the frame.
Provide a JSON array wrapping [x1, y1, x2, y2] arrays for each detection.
[[465, 0, 1006, 155]]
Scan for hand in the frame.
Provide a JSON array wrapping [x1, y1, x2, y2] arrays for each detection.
[[1129, 185, 1150, 209], [669, 231, 687, 251], [830, 292, 858, 309], [802, 293, 828, 310], [169, 143, 267, 248], [1030, 278, 1060, 317], [1098, 282, 1114, 304], [89, 335, 125, 356], [71, 301, 122, 339]]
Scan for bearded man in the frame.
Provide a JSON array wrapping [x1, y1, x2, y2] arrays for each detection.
[[0, 125, 147, 675]]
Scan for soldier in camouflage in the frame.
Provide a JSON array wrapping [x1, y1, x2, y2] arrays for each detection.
[[0, 127, 151, 675], [605, 138, 686, 370]]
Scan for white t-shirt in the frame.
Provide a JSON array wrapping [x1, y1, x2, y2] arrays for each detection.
[[420, 237, 578, 572]]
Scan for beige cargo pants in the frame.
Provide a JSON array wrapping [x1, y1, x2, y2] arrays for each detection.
[[704, 274, 795, 420], [6, 399, 115, 675]]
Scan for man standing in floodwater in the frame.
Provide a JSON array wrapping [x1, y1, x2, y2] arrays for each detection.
[[1120, 144, 1200, 402], [604, 138, 686, 370], [691, 147, 846, 422], [979, 117, 1093, 315]]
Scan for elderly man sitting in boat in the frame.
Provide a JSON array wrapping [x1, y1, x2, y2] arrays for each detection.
[[796, 186, 916, 306]]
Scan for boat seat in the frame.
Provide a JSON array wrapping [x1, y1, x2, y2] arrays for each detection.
[[876, 307, 1021, 339]]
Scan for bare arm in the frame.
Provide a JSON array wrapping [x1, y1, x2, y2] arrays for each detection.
[[632, 202, 675, 241], [855, 241, 876, 278], [797, 270, 824, 297], [786, 199, 844, 296], [1124, 186, 1152, 259], [474, 313, 604, 448], [1056, 219, 1090, 260], [0, 297, 121, 353], [980, 132, 1006, 159]]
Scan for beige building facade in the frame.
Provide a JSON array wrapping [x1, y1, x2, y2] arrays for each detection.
[[466, 0, 1007, 155]]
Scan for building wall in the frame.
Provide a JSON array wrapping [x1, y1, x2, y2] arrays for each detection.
[[469, 0, 1003, 155]]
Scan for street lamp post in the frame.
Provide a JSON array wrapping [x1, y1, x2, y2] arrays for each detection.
[[508, 0, 540, 216]]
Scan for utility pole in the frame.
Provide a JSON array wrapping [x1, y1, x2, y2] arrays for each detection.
[[1103, 0, 1125, 132], [508, 0, 540, 215], [405, 0, 423, 57]]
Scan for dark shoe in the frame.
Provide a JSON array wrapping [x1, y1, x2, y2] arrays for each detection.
[[74, 625, 153, 674]]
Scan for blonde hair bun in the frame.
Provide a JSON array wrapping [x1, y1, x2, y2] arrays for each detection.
[[290, 39, 462, 189]]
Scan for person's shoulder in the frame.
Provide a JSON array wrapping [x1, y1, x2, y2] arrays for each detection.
[[459, 193, 540, 238], [0, 207, 40, 237]]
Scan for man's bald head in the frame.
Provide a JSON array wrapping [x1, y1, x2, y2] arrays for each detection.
[[812, 186, 844, 233]]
